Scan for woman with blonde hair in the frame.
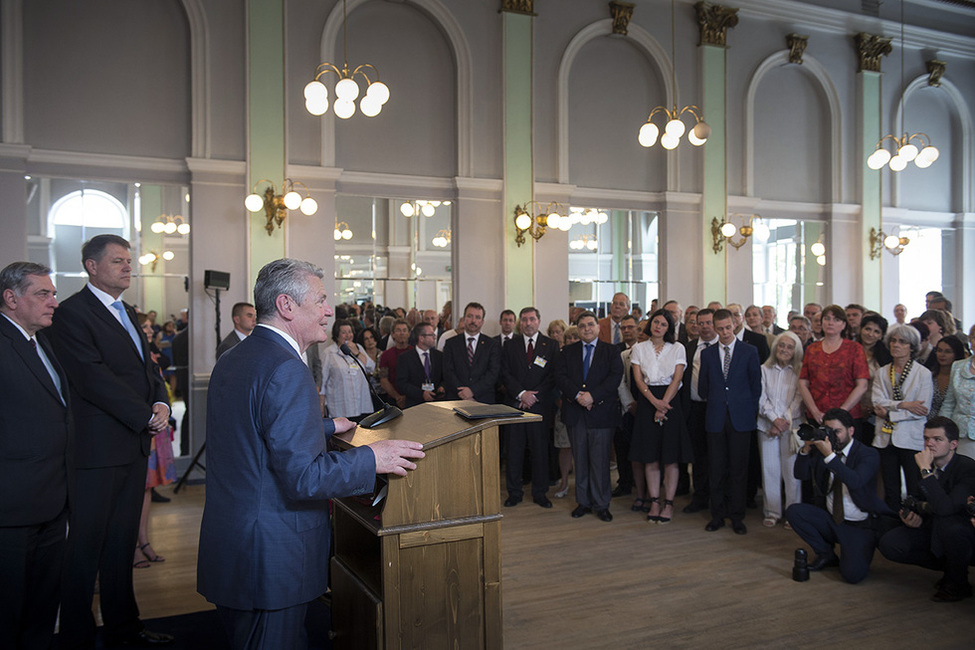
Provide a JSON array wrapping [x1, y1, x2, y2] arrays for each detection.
[[757, 331, 804, 527]]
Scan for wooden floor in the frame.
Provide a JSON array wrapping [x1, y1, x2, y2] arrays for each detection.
[[134, 480, 973, 648]]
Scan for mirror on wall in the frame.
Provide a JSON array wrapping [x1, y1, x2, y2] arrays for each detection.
[[26, 176, 192, 456]]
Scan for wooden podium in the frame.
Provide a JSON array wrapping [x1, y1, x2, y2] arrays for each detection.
[[329, 400, 538, 649]]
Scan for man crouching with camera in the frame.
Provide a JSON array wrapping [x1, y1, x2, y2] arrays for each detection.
[[878, 417, 975, 602], [785, 408, 895, 583]]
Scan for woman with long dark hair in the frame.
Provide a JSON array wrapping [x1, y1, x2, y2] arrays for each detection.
[[928, 335, 968, 418]]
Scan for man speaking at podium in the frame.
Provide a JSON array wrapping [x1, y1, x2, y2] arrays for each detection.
[[198, 259, 424, 649]]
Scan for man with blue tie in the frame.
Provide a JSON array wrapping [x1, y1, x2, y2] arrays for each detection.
[[698, 309, 762, 535], [0, 262, 71, 650], [555, 311, 623, 522], [50, 235, 174, 648], [198, 259, 425, 648]]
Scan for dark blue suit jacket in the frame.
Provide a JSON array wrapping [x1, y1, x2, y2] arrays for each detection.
[[443, 332, 501, 403], [794, 439, 894, 517], [396, 347, 444, 408], [698, 339, 761, 433], [198, 326, 376, 610], [554, 339, 623, 429], [501, 334, 559, 424], [0, 316, 71, 526]]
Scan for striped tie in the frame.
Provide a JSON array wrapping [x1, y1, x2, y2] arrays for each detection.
[[722, 345, 732, 380], [467, 337, 475, 365]]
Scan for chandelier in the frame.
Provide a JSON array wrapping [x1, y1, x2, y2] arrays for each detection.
[[432, 229, 451, 248], [569, 235, 598, 251], [149, 214, 190, 236], [303, 0, 389, 119], [334, 221, 353, 241], [400, 199, 448, 217], [244, 179, 318, 236]]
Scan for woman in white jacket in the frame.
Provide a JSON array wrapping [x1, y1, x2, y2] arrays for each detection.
[[872, 323, 933, 511], [757, 331, 804, 528]]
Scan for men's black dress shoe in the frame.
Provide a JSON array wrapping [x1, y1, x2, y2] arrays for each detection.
[[704, 519, 725, 532], [732, 520, 747, 535], [596, 509, 613, 522], [611, 486, 631, 497], [504, 497, 521, 507], [931, 583, 972, 602], [683, 503, 706, 514], [534, 497, 553, 509], [105, 629, 175, 647], [150, 488, 170, 503], [571, 505, 591, 518], [808, 553, 839, 571]]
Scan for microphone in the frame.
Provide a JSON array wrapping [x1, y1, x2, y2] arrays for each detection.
[[339, 343, 403, 429]]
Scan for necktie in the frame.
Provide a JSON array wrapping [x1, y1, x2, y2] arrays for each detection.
[[31, 338, 65, 403], [423, 350, 431, 380], [467, 337, 475, 365], [832, 452, 846, 524], [613, 322, 621, 345], [722, 345, 732, 380], [583, 343, 593, 381], [112, 300, 144, 356], [526, 337, 534, 363]]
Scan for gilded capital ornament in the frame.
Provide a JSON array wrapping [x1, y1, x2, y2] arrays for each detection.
[[853, 33, 892, 73], [609, 1, 635, 36], [500, 0, 534, 15], [695, 2, 739, 47], [786, 34, 808, 65], [926, 59, 946, 87]]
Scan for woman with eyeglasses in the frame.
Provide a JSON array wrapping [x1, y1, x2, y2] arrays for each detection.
[[871, 324, 933, 511]]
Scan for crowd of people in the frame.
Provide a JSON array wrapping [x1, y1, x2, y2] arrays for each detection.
[[4, 234, 975, 648]]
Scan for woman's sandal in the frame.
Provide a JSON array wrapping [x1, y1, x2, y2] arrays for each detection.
[[657, 499, 675, 524], [139, 543, 165, 563], [646, 497, 661, 523], [631, 498, 646, 512]]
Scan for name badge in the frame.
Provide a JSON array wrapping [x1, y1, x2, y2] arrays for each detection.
[[422, 382, 435, 392], [533, 356, 547, 368], [348, 360, 358, 369]]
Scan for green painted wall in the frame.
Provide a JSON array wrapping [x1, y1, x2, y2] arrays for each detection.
[[701, 44, 727, 302], [859, 71, 882, 301]]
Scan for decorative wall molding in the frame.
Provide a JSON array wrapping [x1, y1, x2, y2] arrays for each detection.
[[853, 32, 892, 73], [608, 1, 635, 36], [743, 51, 842, 204], [695, 2, 739, 47], [1, 0, 24, 144], [557, 20, 674, 188], [499, 0, 534, 15], [180, 0, 210, 159], [786, 33, 808, 65], [926, 59, 946, 87], [318, 0, 473, 177]]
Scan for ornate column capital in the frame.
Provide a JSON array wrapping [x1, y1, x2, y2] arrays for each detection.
[[926, 59, 946, 87], [500, 0, 534, 15], [853, 33, 892, 73], [609, 1, 635, 36], [695, 2, 739, 47], [787, 34, 808, 65]]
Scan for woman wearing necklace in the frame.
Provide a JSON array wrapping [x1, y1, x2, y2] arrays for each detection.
[[928, 336, 968, 418], [629, 309, 689, 525], [871, 324, 933, 511]]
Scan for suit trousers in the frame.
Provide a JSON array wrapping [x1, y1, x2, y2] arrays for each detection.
[[505, 421, 550, 501], [785, 503, 880, 584], [0, 509, 67, 650], [567, 425, 614, 511], [758, 430, 800, 520], [878, 444, 921, 512], [878, 524, 942, 572], [708, 414, 751, 522], [216, 602, 309, 650], [59, 459, 148, 648], [687, 401, 709, 507], [613, 411, 635, 491], [933, 517, 975, 590]]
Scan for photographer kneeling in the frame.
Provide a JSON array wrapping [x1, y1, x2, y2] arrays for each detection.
[[785, 408, 895, 583], [878, 417, 975, 602]]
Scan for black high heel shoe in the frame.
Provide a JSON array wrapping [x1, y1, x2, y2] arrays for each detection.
[[657, 499, 675, 524], [646, 497, 661, 523]]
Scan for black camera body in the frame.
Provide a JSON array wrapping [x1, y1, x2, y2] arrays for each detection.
[[900, 495, 930, 517], [797, 423, 838, 451], [966, 500, 975, 519]]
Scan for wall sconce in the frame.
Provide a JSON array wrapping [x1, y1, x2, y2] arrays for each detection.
[[569, 235, 599, 251], [710, 214, 769, 253], [138, 250, 174, 272], [432, 229, 451, 248], [400, 199, 448, 217], [244, 179, 318, 236], [869, 227, 910, 259], [513, 201, 568, 247], [303, 0, 389, 118], [334, 221, 353, 241], [150, 214, 190, 235]]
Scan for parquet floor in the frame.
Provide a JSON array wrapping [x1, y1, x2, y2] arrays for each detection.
[[131, 479, 973, 649]]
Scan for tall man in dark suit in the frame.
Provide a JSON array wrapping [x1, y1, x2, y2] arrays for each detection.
[[443, 302, 501, 403], [682, 308, 718, 514], [554, 311, 623, 522], [786, 408, 895, 584], [50, 235, 173, 648], [501, 307, 559, 509], [396, 322, 444, 408], [879, 417, 975, 601], [215, 301, 256, 359], [0, 262, 71, 650], [198, 258, 424, 648], [699, 309, 762, 535]]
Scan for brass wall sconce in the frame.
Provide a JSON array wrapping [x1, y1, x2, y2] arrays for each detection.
[[710, 214, 769, 253], [869, 227, 910, 259], [334, 221, 353, 241], [138, 250, 174, 272], [149, 214, 190, 235], [432, 229, 451, 248], [244, 179, 318, 236], [513, 201, 568, 247]]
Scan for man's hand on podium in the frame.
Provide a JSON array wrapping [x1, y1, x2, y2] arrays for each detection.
[[369, 439, 425, 476]]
